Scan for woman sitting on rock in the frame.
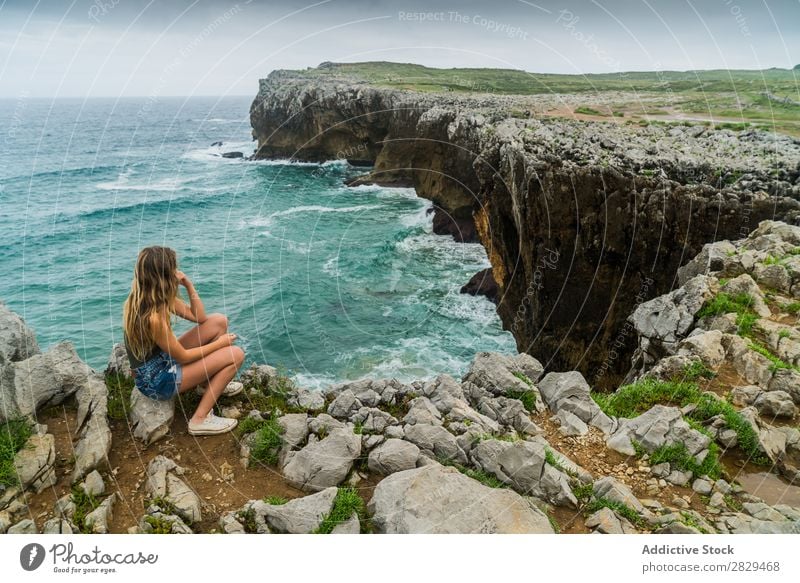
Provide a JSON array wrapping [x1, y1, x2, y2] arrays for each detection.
[[122, 245, 244, 436]]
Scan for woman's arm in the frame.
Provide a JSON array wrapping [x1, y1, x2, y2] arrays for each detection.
[[149, 312, 234, 365], [172, 298, 198, 323], [176, 270, 207, 323]]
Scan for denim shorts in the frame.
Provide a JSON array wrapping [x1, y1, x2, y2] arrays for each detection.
[[134, 351, 182, 401]]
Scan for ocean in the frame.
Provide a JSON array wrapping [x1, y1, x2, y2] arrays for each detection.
[[0, 95, 515, 388]]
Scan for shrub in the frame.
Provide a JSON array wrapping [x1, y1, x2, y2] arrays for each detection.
[[506, 389, 537, 412], [0, 418, 33, 487], [249, 419, 285, 466], [314, 488, 366, 534], [649, 441, 722, 480], [697, 292, 758, 336], [105, 372, 134, 420]]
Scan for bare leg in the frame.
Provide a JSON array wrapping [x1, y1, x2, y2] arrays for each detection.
[[178, 313, 228, 350], [179, 345, 245, 423]]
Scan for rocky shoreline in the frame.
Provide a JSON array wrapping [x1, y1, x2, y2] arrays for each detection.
[[2, 220, 799, 534], [250, 64, 800, 387]]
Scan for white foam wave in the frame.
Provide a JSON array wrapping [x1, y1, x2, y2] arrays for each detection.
[[399, 203, 433, 229], [181, 142, 253, 163], [96, 168, 193, 192]]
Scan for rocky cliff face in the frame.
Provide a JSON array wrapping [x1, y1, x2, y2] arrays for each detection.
[[251, 67, 800, 387]]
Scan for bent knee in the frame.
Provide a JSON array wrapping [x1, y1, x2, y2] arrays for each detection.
[[208, 313, 228, 332], [231, 345, 245, 366]]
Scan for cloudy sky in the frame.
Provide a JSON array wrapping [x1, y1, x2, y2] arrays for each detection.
[[0, 0, 797, 97]]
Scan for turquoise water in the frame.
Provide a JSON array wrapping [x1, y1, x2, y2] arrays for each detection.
[[0, 96, 514, 387]]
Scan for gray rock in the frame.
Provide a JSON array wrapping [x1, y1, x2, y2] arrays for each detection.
[[294, 389, 326, 412], [368, 463, 555, 534], [753, 390, 797, 419], [403, 396, 443, 426], [651, 462, 670, 478], [769, 369, 800, 404], [692, 478, 713, 495], [145, 456, 202, 524], [666, 470, 692, 487], [538, 371, 616, 434], [256, 487, 337, 533], [470, 438, 577, 507], [403, 423, 467, 464], [592, 476, 647, 515], [720, 512, 798, 534], [219, 511, 246, 534], [105, 342, 132, 378], [327, 390, 360, 419], [84, 494, 115, 534], [585, 507, 624, 534], [721, 274, 772, 317], [553, 409, 589, 436], [462, 352, 544, 410], [0, 341, 89, 423], [367, 438, 420, 475], [277, 413, 309, 465], [130, 388, 175, 445], [13, 433, 56, 493], [42, 518, 73, 534], [71, 372, 112, 482], [282, 428, 361, 491], [677, 330, 725, 367], [7, 519, 37, 534], [80, 470, 105, 497], [730, 385, 762, 406], [351, 407, 398, 433], [606, 404, 709, 457], [240, 363, 278, 387], [307, 413, 344, 436], [0, 301, 40, 366]]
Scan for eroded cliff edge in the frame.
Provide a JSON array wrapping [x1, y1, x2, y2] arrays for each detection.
[[250, 65, 800, 387]]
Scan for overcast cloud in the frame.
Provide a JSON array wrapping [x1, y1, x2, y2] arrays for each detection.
[[0, 0, 797, 97]]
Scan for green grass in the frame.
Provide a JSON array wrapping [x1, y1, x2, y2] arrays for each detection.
[[105, 372, 134, 421], [546, 510, 561, 533], [544, 447, 577, 478], [649, 441, 722, 480], [748, 341, 797, 373], [0, 418, 33, 488], [778, 329, 792, 339], [439, 458, 506, 489], [785, 302, 800, 315], [584, 497, 645, 528], [471, 433, 520, 445], [314, 487, 367, 534], [574, 106, 605, 116], [572, 482, 594, 504], [512, 371, 533, 386], [236, 508, 258, 533], [680, 511, 710, 534], [263, 495, 288, 505], [144, 515, 175, 534], [238, 369, 304, 415], [71, 485, 102, 533], [506, 389, 537, 412], [235, 415, 267, 437], [592, 377, 769, 466], [683, 361, 716, 381], [249, 418, 285, 466], [724, 494, 744, 512], [697, 292, 758, 336]]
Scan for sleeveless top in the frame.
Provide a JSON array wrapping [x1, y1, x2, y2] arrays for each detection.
[[123, 331, 161, 371]]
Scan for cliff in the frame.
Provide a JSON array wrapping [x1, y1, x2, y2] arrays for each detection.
[[250, 64, 800, 387]]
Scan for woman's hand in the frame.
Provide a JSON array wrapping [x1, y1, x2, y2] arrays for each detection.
[[175, 269, 191, 288], [216, 333, 238, 348]]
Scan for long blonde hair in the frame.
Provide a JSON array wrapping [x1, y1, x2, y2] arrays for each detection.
[[123, 246, 179, 361]]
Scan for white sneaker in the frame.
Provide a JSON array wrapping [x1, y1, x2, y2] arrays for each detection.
[[195, 381, 244, 398], [188, 411, 238, 436]]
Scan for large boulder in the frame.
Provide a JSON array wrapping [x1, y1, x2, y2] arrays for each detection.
[[0, 341, 90, 423], [130, 388, 175, 445], [105, 342, 132, 378], [71, 372, 112, 482], [145, 456, 202, 524], [606, 404, 710, 458], [13, 432, 57, 493], [281, 428, 361, 491], [368, 464, 555, 534], [277, 413, 309, 465], [367, 438, 420, 475], [462, 352, 544, 410], [246, 487, 338, 534], [537, 371, 616, 434], [0, 302, 39, 366], [470, 438, 577, 507], [402, 423, 468, 464]]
